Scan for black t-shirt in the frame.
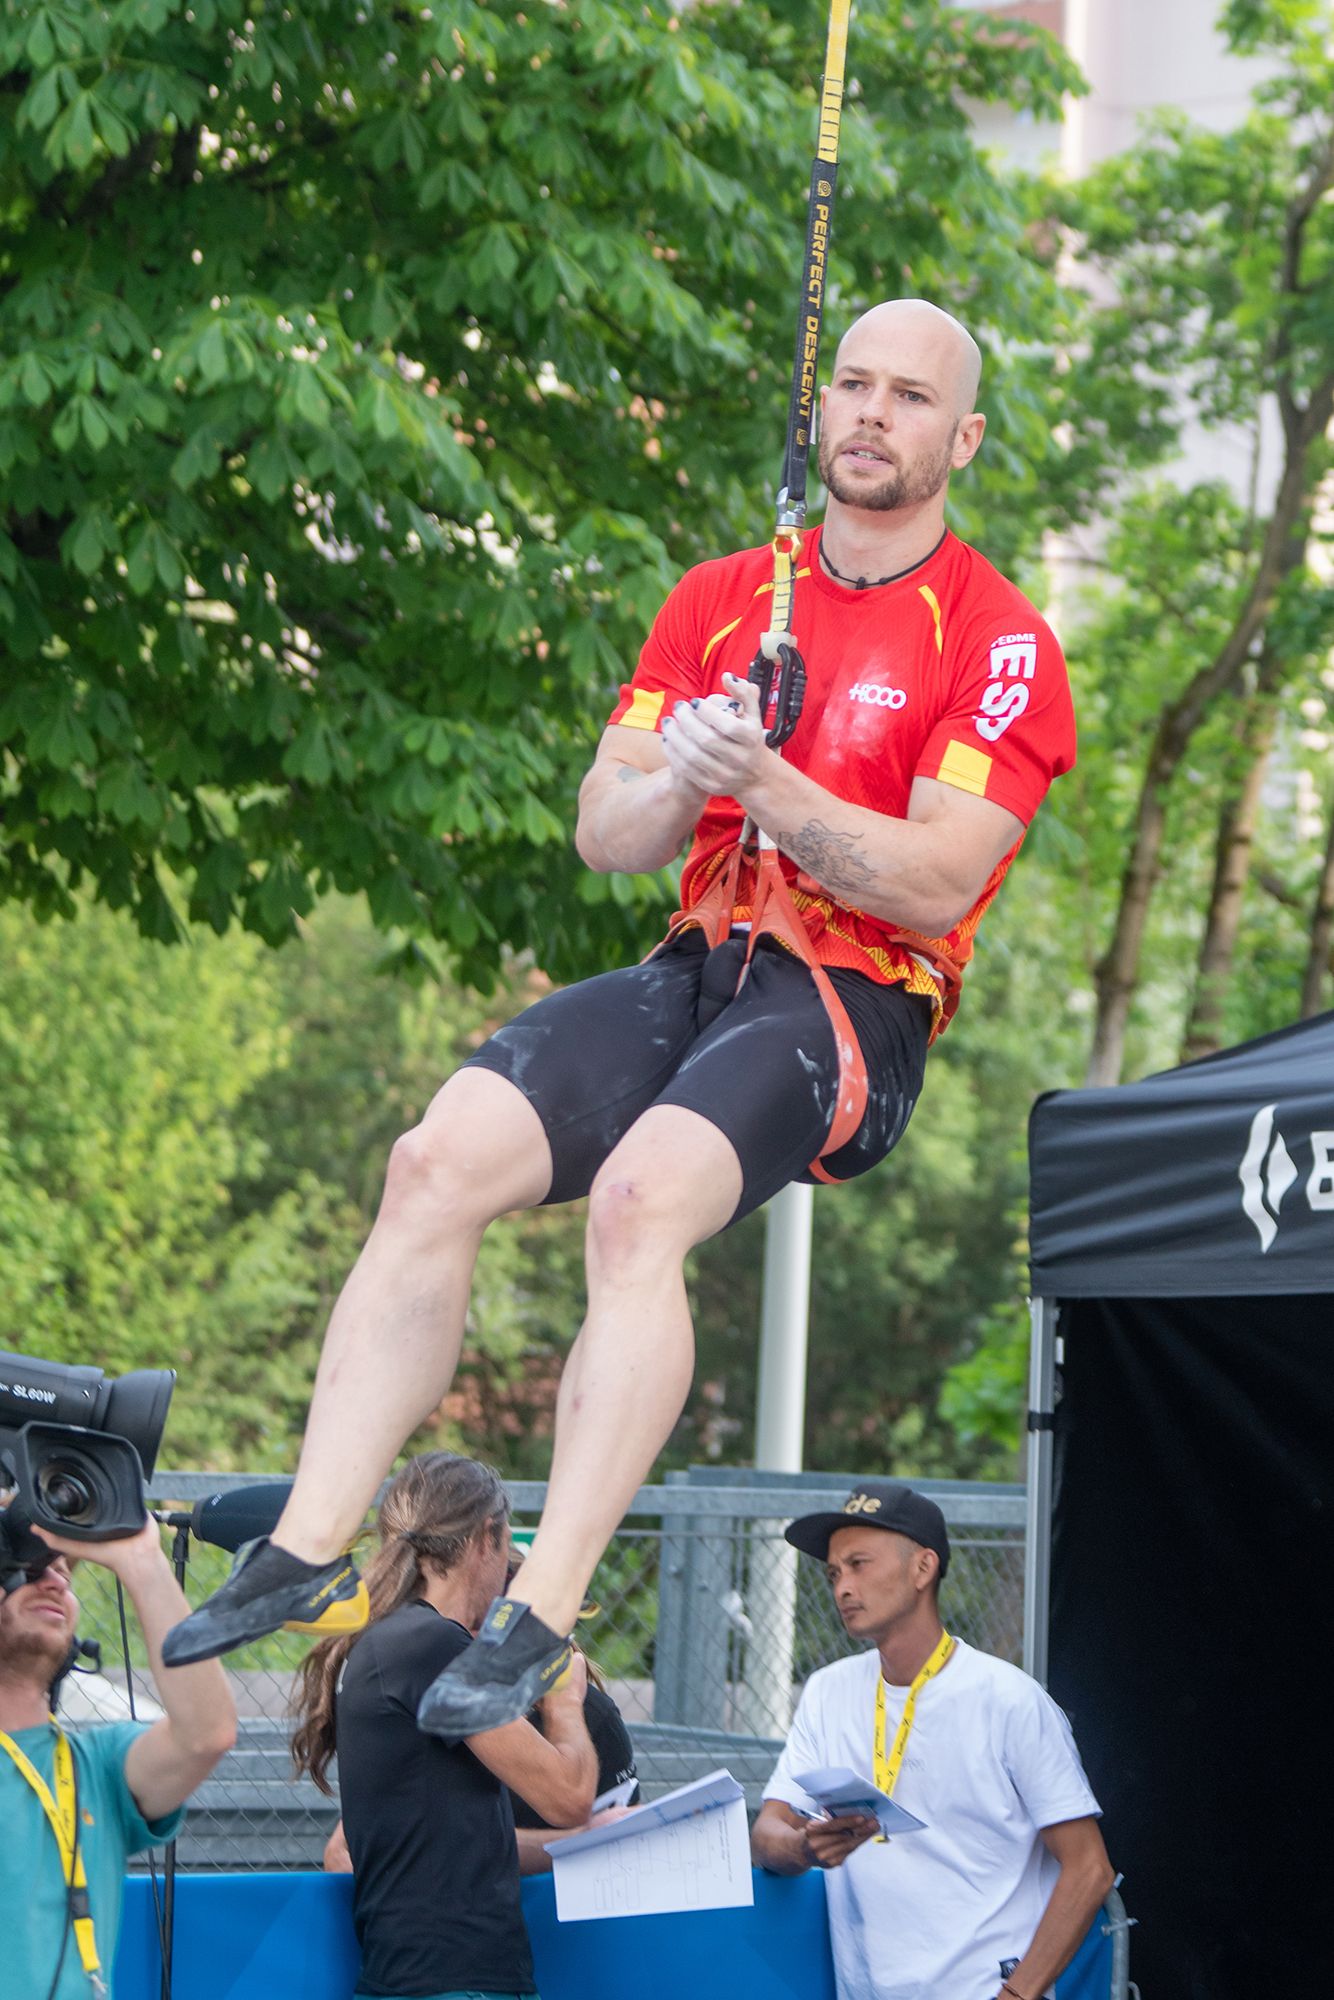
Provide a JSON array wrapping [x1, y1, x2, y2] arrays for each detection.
[[336, 1600, 535, 1998], [509, 1682, 640, 1830]]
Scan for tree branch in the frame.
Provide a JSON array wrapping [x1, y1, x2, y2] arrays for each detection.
[[1271, 122, 1334, 448]]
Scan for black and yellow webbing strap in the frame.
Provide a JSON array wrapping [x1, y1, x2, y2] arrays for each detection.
[[762, 0, 853, 662]]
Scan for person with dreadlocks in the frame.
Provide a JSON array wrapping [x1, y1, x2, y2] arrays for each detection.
[[290, 1453, 597, 2000], [166, 299, 1076, 1744]]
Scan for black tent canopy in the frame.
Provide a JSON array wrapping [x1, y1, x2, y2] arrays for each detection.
[[1030, 1008, 1334, 1298], [1024, 1012, 1334, 1996]]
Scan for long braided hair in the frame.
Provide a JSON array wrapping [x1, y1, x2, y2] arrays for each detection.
[[290, 1451, 510, 1793]]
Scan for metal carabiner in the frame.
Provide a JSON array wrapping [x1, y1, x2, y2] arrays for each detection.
[[747, 641, 807, 748]]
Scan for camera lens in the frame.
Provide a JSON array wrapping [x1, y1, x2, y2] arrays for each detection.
[[38, 1462, 97, 1524], [13, 1427, 146, 1541], [102, 1368, 174, 1479]]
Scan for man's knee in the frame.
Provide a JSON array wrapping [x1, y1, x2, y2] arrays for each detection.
[[588, 1128, 732, 1264], [585, 1162, 694, 1270], [586, 1109, 742, 1269], [376, 1069, 553, 1235], [380, 1122, 452, 1212], [378, 1120, 488, 1235]]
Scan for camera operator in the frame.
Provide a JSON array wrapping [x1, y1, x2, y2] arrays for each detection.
[[0, 1516, 237, 2000]]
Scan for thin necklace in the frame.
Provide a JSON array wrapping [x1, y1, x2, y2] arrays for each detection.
[[818, 528, 947, 591]]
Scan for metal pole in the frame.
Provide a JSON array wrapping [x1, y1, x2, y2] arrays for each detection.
[[741, 1182, 813, 1736], [755, 1180, 814, 1471], [159, 1522, 190, 2000], [1023, 1297, 1059, 1686]]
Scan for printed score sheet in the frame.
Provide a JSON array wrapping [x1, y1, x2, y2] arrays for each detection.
[[546, 1768, 754, 1921]]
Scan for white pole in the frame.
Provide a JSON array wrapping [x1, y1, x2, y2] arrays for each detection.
[[740, 1181, 813, 1736], [755, 1180, 814, 1470]]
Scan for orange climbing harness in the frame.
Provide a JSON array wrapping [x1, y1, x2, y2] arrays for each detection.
[[657, 839, 867, 1179], [655, 835, 965, 1181]]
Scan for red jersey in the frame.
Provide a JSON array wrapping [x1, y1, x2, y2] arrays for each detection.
[[607, 527, 1075, 1032]]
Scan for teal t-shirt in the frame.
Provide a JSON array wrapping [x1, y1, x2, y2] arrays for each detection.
[[0, 1719, 184, 2000]]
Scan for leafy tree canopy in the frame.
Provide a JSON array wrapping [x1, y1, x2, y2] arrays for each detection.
[[0, 0, 1079, 984], [1041, 0, 1334, 1083]]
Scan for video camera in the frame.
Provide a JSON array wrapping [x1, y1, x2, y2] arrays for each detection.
[[0, 1350, 175, 1570]]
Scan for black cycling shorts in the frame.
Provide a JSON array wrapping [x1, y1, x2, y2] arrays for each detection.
[[463, 931, 932, 1226]]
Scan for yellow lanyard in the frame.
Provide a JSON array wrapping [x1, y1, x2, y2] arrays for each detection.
[[0, 1722, 105, 1996], [872, 1629, 956, 1799]]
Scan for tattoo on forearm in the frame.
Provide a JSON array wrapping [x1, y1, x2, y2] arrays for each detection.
[[774, 820, 877, 897], [616, 765, 644, 784]]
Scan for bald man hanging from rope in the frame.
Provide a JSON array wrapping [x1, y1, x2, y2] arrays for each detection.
[[164, 300, 1076, 1739]]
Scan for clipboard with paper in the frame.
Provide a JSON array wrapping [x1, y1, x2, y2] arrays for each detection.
[[545, 1768, 753, 1921], [793, 1764, 927, 1836]]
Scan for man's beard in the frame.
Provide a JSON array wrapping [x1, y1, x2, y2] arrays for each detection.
[[818, 427, 957, 511], [0, 1619, 71, 1687]]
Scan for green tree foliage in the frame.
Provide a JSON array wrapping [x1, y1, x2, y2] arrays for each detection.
[[0, 898, 339, 1460], [923, 0, 1334, 1421], [0, 0, 1078, 984], [1046, 0, 1334, 1082]]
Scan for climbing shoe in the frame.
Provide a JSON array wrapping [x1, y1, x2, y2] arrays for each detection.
[[161, 1537, 368, 1666], [416, 1595, 572, 1740]]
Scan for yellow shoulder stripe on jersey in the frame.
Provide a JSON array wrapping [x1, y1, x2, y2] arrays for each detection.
[[937, 739, 992, 798], [918, 584, 943, 654], [700, 566, 816, 677], [702, 618, 743, 673], [617, 688, 666, 731]]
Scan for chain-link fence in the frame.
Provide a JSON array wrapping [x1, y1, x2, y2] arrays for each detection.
[[64, 1470, 1023, 1872]]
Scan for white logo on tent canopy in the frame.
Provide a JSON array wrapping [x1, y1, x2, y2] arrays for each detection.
[[1238, 1105, 1298, 1251]]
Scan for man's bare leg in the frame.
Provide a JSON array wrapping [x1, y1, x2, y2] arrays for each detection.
[[162, 1067, 554, 1662], [483, 1103, 742, 1637], [270, 1066, 556, 1562]]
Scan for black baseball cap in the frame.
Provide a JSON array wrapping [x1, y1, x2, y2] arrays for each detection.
[[784, 1479, 951, 1578]]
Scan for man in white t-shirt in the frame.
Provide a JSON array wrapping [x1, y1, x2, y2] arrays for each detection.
[[752, 1480, 1113, 2000]]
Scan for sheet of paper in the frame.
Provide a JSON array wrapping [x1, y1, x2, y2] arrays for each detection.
[[549, 1790, 753, 1921], [546, 1770, 752, 1921], [548, 1767, 744, 1858], [793, 1763, 927, 1837]]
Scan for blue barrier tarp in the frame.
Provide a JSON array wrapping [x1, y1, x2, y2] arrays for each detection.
[[1055, 1909, 1113, 2000], [116, 1870, 836, 2000], [117, 1868, 1112, 1999]]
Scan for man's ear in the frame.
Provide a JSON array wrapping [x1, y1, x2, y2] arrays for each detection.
[[912, 1546, 941, 1594], [951, 412, 986, 469]]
